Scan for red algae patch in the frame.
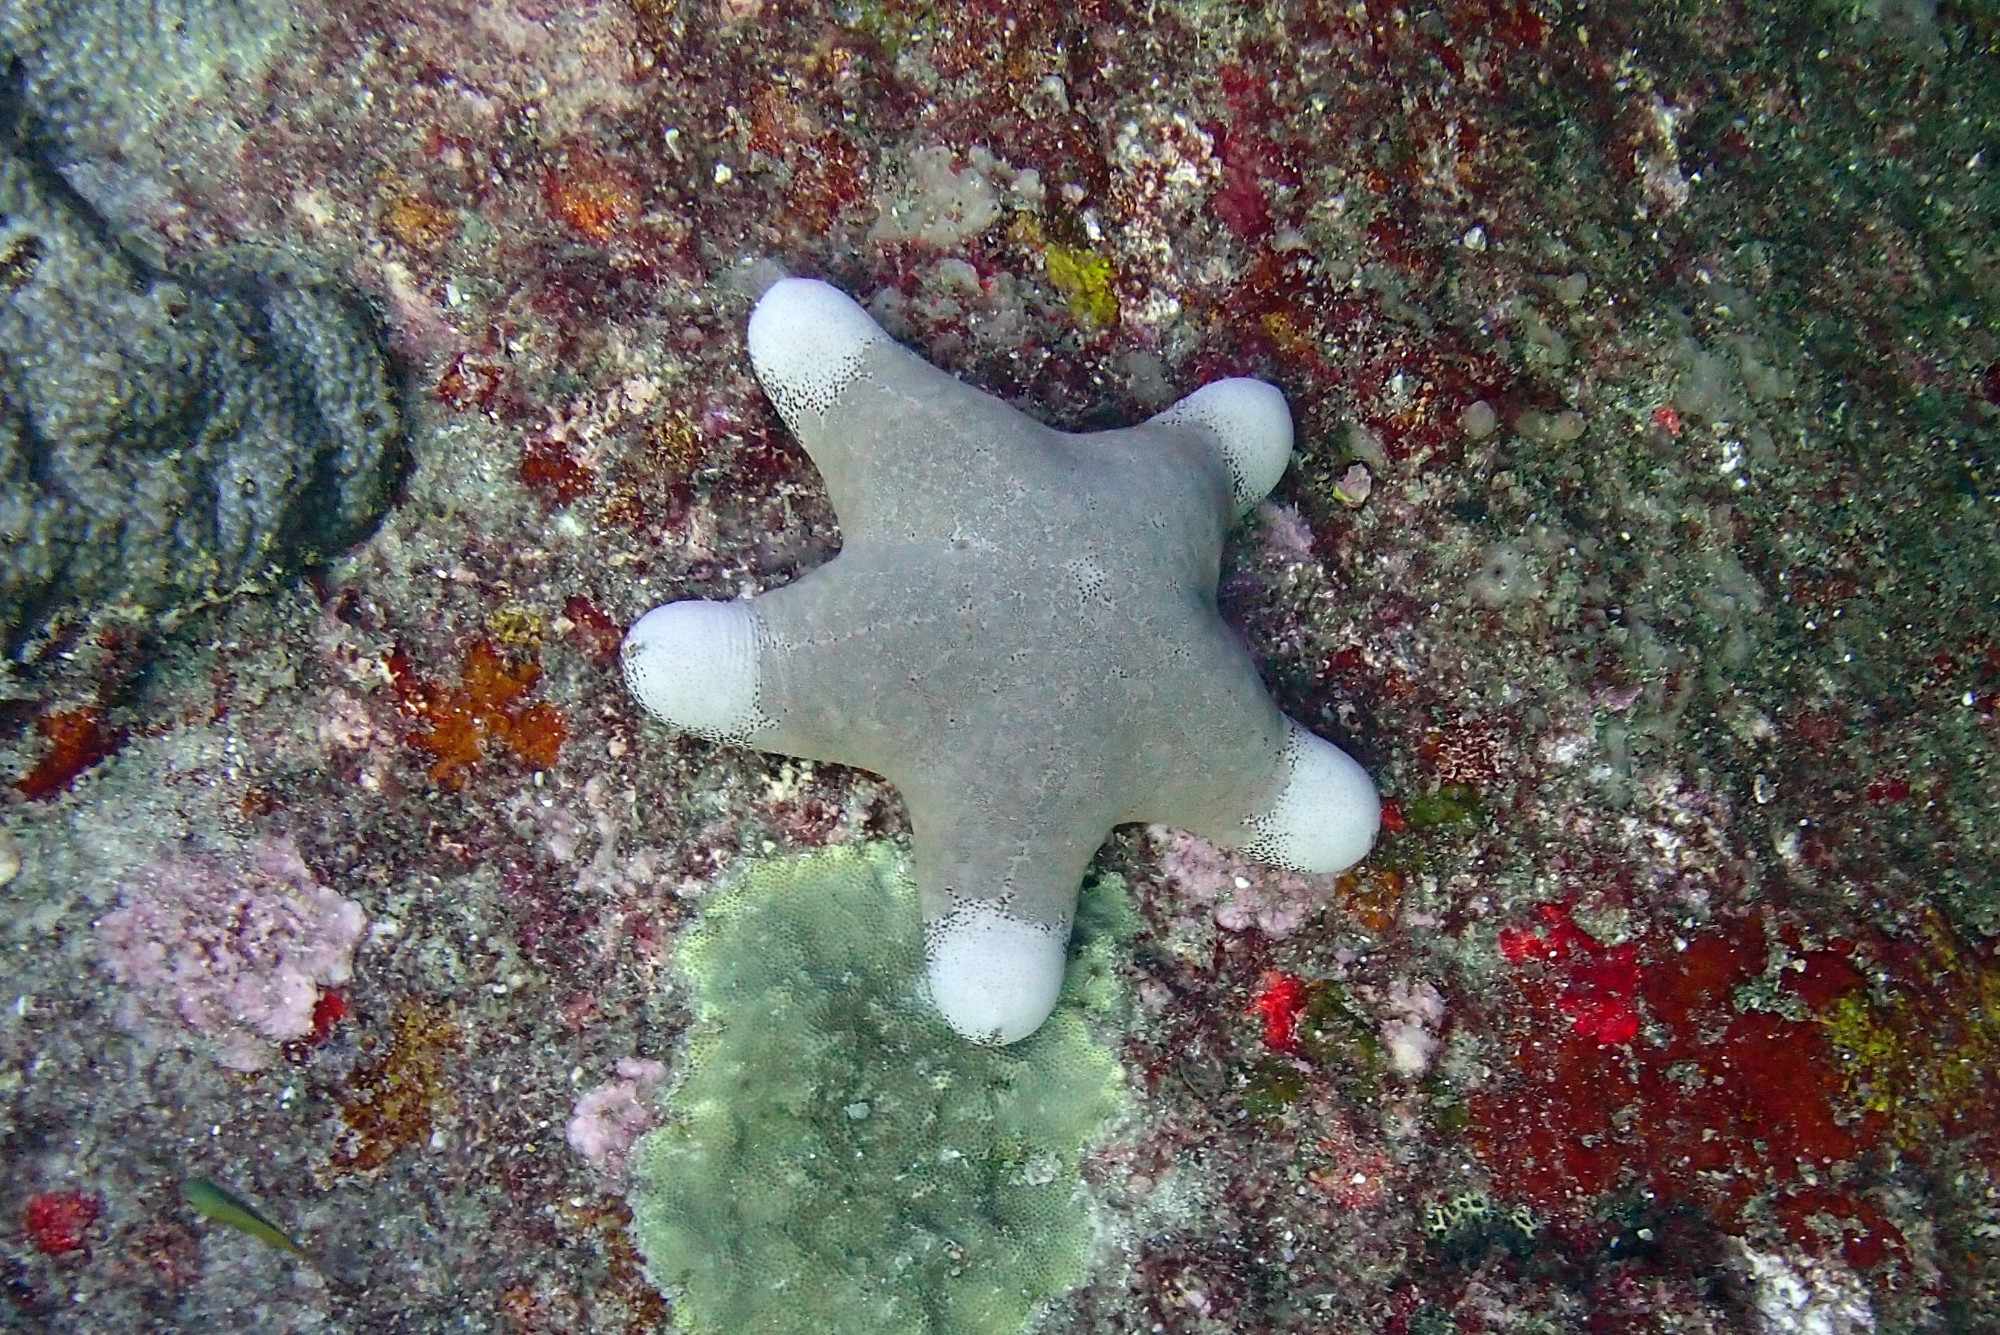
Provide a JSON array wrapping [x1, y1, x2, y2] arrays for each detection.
[[15, 707, 124, 800], [519, 434, 597, 507], [22, 1190, 101, 1256], [1497, 903, 1643, 1046], [1470, 913, 1902, 1268], [389, 640, 567, 789], [1248, 971, 1312, 1056]]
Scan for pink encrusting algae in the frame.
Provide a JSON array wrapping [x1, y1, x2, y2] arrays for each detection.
[[95, 838, 366, 1072], [566, 1058, 668, 1177]]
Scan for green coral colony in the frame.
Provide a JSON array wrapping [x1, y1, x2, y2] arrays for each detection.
[[629, 844, 1133, 1335]]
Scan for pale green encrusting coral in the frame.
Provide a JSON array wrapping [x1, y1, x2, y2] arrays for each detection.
[[629, 843, 1133, 1335]]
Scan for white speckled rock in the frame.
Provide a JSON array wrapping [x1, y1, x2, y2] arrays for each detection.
[[624, 277, 1380, 1044]]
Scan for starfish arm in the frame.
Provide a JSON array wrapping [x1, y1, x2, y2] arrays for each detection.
[[620, 599, 774, 745], [903, 785, 1103, 1046], [1146, 378, 1296, 518], [1115, 610, 1292, 827], [924, 902, 1067, 1047], [619, 575, 886, 764], [747, 277, 1060, 542], [742, 549, 962, 771], [1232, 719, 1381, 873], [1130, 638, 1380, 875]]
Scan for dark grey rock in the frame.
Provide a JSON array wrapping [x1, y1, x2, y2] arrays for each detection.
[[2, 0, 292, 166], [0, 95, 403, 655]]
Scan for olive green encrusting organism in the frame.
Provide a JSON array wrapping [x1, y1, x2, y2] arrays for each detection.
[[629, 843, 1132, 1335], [0, 143, 405, 652]]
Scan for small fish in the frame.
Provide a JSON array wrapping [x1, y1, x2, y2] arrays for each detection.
[[181, 1177, 309, 1258]]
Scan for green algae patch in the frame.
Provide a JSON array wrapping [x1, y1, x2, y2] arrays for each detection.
[[1404, 783, 1480, 830], [630, 843, 1130, 1335], [1042, 246, 1121, 332]]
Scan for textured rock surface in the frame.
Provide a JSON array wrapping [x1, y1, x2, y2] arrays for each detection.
[[1, 1, 1997, 1330], [0, 109, 403, 653], [1, 0, 291, 164]]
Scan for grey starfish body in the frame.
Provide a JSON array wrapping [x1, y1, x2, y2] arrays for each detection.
[[625, 279, 1379, 1044]]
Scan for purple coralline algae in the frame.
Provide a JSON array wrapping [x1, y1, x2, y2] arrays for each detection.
[[1152, 824, 1339, 938], [565, 1057, 667, 1178], [95, 837, 365, 1072]]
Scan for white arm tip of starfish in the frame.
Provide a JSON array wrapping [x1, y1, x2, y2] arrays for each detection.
[[621, 600, 766, 743], [924, 904, 1067, 1046], [1148, 378, 1295, 515], [746, 277, 884, 422], [1240, 721, 1381, 874]]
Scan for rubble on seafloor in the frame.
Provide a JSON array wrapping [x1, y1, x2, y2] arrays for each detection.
[[1, 1, 1997, 1332]]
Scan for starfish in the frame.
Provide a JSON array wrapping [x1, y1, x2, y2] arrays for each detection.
[[623, 278, 1379, 1044]]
